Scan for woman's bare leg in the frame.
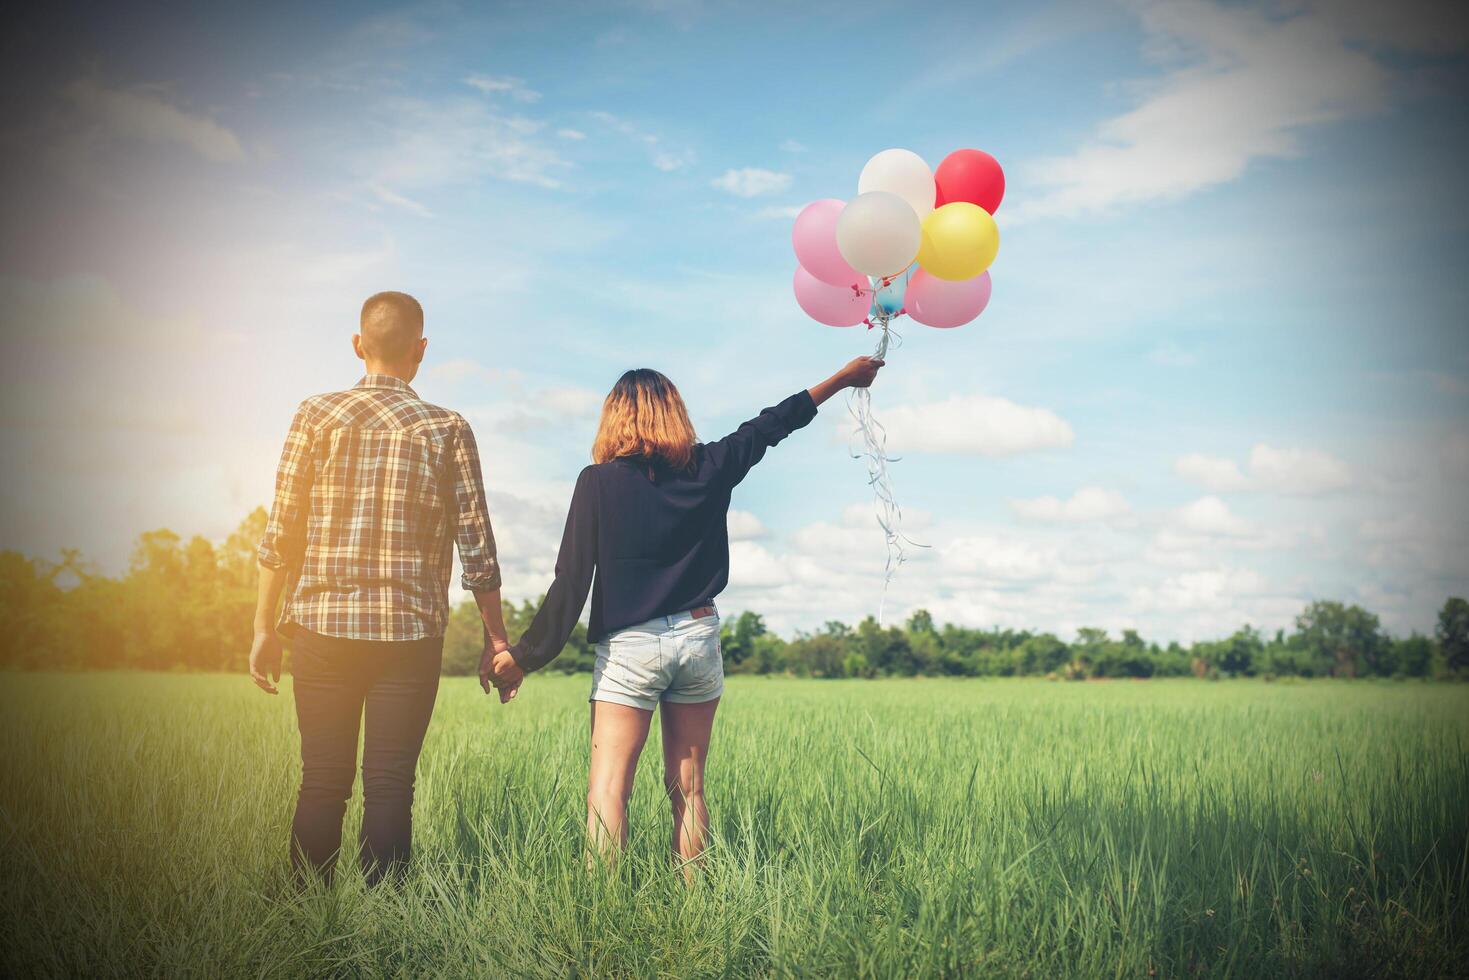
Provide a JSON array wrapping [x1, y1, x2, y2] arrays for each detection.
[[586, 700, 654, 866], [660, 697, 719, 878]]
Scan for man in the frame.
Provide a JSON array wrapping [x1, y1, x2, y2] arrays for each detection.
[[248, 291, 523, 885]]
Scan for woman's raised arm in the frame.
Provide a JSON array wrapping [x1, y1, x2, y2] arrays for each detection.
[[704, 356, 885, 488], [807, 356, 884, 406]]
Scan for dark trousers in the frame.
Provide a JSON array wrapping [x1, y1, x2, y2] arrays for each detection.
[[288, 628, 443, 886]]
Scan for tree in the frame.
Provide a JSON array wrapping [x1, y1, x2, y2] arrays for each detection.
[[907, 609, 936, 636], [1292, 601, 1389, 677], [0, 552, 64, 669], [1069, 628, 1109, 678], [1, 514, 1464, 684], [793, 633, 846, 677], [857, 616, 918, 675], [1437, 597, 1469, 674], [1206, 626, 1264, 677], [1393, 633, 1435, 678], [721, 611, 768, 671], [905, 609, 943, 674], [442, 600, 488, 676], [1015, 633, 1070, 676]]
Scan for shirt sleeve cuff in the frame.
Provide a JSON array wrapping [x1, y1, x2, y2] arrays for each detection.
[[257, 545, 285, 569], [785, 389, 818, 427], [461, 562, 503, 592]]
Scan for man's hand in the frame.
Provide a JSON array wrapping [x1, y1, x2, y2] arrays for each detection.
[[249, 629, 283, 694], [479, 641, 525, 703], [491, 651, 524, 703]]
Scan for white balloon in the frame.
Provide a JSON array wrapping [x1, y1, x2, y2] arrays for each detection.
[[836, 192, 922, 278], [857, 148, 935, 220]]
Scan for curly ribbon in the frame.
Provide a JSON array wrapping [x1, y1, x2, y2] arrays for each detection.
[[846, 287, 929, 626]]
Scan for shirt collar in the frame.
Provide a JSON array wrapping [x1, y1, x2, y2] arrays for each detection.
[[355, 374, 418, 396]]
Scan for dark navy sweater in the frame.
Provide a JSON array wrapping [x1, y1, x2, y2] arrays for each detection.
[[510, 390, 817, 671]]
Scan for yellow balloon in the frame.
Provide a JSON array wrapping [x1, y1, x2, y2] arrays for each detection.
[[916, 202, 999, 281]]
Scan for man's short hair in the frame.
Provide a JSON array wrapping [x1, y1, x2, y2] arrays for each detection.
[[359, 291, 424, 362]]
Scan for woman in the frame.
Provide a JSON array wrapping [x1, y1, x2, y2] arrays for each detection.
[[492, 355, 883, 870]]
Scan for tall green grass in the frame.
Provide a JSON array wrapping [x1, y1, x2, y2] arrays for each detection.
[[1, 673, 1465, 978]]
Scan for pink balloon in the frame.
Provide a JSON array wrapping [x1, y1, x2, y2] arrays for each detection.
[[793, 265, 870, 327], [906, 268, 992, 328], [792, 199, 865, 287]]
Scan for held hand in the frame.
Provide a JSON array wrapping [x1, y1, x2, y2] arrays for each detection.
[[478, 638, 509, 695], [840, 356, 884, 389], [490, 650, 525, 703], [249, 629, 283, 695], [480, 640, 524, 702]]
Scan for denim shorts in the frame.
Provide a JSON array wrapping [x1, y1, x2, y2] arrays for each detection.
[[590, 607, 724, 711]]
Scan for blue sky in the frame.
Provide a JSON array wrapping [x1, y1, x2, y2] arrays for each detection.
[[2, 0, 1466, 641]]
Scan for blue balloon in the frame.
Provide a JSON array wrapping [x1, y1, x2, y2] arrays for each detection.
[[871, 275, 906, 317]]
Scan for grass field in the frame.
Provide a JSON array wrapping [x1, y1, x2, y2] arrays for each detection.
[[1, 673, 1466, 978]]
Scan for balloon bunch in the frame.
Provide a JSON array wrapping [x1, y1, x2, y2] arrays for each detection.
[[789, 147, 1005, 615], [791, 147, 1004, 330]]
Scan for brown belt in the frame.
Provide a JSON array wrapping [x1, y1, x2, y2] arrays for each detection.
[[689, 605, 717, 620]]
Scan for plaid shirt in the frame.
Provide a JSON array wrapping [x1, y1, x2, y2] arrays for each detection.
[[258, 375, 501, 641]]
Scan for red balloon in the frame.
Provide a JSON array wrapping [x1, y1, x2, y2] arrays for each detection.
[[934, 149, 1005, 214]]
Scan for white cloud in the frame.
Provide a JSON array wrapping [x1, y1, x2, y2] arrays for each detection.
[[780, 139, 808, 153], [755, 205, 803, 220], [1356, 507, 1469, 581], [727, 509, 769, 541], [366, 97, 568, 191], [840, 502, 933, 532], [538, 386, 604, 419], [1011, 486, 1130, 523], [1130, 565, 1272, 612], [710, 167, 792, 198], [1016, 0, 1390, 219], [727, 540, 794, 588], [877, 394, 1074, 457], [590, 110, 694, 171], [557, 128, 587, 140], [1358, 513, 1433, 545], [428, 361, 602, 430], [64, 79, 245, 163], [940, 534, 1058, 583], [652, 149, 695, 172], [1174, 452, 1249, 491], [789, 520, 890, 564], [1147, 495, 1307, 562], [1247, 444, 1352, 495], [463, 74, 541, 102], [367, 183, 433, 217], [1174, 443, 1351, 495], [714, 494, 1395, 641], [1172, 495, 1254, 537]]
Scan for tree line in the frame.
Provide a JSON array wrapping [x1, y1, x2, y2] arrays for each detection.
[[3, 509, 1467, 681]]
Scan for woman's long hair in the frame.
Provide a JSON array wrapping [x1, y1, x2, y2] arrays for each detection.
[[592, 368, 697, 471]]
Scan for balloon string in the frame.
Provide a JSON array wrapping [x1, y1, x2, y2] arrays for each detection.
[[847, 305, 928, 627]]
